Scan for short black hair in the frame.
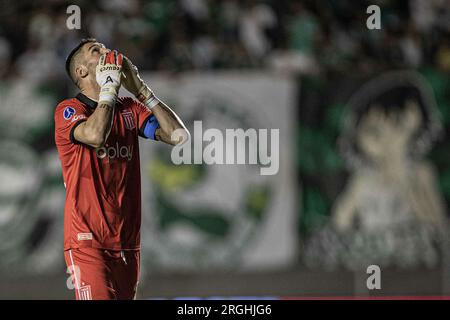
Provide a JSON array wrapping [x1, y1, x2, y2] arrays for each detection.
[[65, 38, 97, 84], [352, 83, 428, 128]]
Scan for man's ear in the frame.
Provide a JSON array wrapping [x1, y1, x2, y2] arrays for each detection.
[[76, 65, 89, 79]]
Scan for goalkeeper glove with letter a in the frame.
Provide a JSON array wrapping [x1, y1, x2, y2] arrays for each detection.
[[96, 50, 123, 106]]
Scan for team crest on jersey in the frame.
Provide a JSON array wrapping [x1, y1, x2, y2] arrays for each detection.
[[79, 285, 92, 300], [122, 111, 136, 130], [63, 106, 76, 120]]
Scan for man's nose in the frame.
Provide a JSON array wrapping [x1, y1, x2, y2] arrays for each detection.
[[100, 47, 110, 54]]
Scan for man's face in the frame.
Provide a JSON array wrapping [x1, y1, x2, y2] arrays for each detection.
[[82, 42, 109, 77]]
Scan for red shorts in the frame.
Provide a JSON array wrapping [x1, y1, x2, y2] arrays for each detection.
[[64, 247, 140, 300]]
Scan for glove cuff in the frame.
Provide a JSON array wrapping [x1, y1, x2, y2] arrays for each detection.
[[136, 85, 154, 104], [98, 85, 118, 106], [143, 94, 161, 110]]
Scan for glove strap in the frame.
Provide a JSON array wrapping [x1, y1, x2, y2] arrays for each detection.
[[98, 85, 118, 106], [135, 84, 160, 110], [144, 93, 161, 110]]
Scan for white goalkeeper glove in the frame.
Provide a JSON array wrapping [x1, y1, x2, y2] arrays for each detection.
[[96, 50, 123, 106], [121, 56, 160, 109]]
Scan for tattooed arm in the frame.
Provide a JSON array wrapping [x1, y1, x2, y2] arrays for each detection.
[[73, 103, 115, 148]]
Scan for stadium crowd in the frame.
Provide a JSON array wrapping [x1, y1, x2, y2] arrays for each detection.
[[0, 0, 448, 86]]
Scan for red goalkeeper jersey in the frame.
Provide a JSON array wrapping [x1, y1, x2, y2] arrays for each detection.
[[55, 93, 154, 251]]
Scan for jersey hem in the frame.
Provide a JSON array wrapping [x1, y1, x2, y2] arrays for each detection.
[[64, 244, 141, 251]]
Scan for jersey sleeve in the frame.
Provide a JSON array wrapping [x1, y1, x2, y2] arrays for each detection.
[[133, 99, 159, 140], [54, 101, 88, 146]]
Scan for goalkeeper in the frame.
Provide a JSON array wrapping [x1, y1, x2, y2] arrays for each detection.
[[54, 38, 189, 300]]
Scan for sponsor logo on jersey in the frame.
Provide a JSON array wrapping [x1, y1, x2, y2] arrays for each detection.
[[122, 111, 136, 130], [96, 143, 133, 161], [63, 106, 76, 120], [77, 233, 93, 241], [71, 114, 87, 123]]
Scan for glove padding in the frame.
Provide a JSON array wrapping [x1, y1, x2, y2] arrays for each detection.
[[96, 50, 123, 105], [121, 56, 153, 103]]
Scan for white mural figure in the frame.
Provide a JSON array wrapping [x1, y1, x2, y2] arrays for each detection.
[[304, 71, 447, 270], [333, 100, 445, 232]]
